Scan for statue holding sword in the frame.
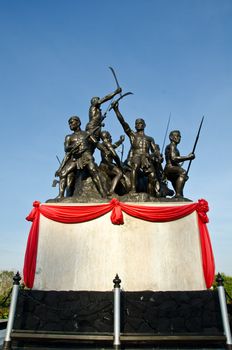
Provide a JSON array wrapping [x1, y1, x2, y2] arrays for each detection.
[[164, 117, 204, 198]]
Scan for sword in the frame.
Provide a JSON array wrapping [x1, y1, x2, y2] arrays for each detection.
[[109, 92, 133, 111], [186, 116, 204, 177], [109, 66, 122, 97], [103, 67, 124, 118]]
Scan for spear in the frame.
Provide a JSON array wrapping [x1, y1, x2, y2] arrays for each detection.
[[186, 116, 204, 177], [161, 112, 171, 155], [56, 155, 61, 165]]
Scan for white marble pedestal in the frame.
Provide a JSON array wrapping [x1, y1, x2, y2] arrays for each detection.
[[33, 202, 206, 291]]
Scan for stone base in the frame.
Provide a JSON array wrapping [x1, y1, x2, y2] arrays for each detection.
[[14, 290, 223, 334], [33, 202, 206, 291]]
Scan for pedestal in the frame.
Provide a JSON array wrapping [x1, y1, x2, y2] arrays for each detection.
[[33, 202, 206, 291]]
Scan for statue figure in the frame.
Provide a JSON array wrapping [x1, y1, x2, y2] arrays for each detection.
[[97, 131, 125, 196], [164, 130, 195, 198], [55, 116, 106, 199], [111, 101, 162, 196], [86, 87, 122, 147]]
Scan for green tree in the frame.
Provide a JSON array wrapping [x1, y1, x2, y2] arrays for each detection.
[[0, 270, 14, 294], [0, 270, 14, 319]]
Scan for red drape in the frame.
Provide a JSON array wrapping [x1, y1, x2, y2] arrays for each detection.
[[24, 198, 215, 289]]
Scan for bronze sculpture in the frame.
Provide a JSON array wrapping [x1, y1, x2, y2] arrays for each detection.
[[55, 116, 106, 199], [164, 130, 195, 198], [111, 101, 163, 197], [49, 67, 201, 203], [86, 87, 122, 147], [97, 131, 125, 196]]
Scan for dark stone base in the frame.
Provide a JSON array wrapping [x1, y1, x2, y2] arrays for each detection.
[[14, 290, 223, 335], [46, 194, 192, 204]]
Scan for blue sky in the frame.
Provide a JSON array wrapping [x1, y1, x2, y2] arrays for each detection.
[[0, 0, 231, 276]]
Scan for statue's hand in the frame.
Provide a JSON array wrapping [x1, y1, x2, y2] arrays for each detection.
[[188, 153, 195, 160], [120, 135, 125, 142], [115, 87, 122, 94], [55, 170, 60, 177], [111, 100, 119, 110]]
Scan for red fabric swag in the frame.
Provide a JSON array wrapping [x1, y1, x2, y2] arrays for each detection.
[[23, 198, 215, 289]]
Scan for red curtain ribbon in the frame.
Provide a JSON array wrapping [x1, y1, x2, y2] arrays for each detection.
[[23, 198, 214, 289], [195, 199, 215, 288], [23, 201, 41, 288]]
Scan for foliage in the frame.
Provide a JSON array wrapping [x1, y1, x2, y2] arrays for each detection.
[[0, 270, 14, 319], [0, 270, 14, 294], [213, 273, 232, 304]]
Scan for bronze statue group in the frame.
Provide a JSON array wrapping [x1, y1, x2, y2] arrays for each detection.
[[54, 86, 195, 201]]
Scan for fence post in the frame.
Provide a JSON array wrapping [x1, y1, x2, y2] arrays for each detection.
[[113, 274, 121, 349], [216, 273, 232, 349], [2, 272, 21, 350]]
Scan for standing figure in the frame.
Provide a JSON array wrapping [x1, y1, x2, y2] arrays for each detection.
[[86, 87, 122, 149], [164, 130, 195, 198], [97, 131, 125, 196], [55, 116, 106, 198], [111, 101, 162, 196]]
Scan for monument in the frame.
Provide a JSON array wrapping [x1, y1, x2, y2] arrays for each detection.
[[7, 68, 227, 350]]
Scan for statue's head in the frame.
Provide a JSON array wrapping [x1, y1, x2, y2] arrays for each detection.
[[91, 97, 100, 106], [101, 130, 112, 143], [169, 130, 181, 143], [68, 116, 81, 130], [135, 118, 146, 131]]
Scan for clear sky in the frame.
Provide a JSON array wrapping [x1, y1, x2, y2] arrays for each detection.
[[0, 0, 231, 276]]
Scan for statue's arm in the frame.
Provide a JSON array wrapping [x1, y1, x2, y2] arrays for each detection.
[[106, 142, 122, 168], [55, 136, 72, 176], [64, 135, 73, 152], [113, 135, 125, 149], [64, 135, 83, 155], [112, 103, 132, 137], [98, 87, 122, 105], [170, 144, 195, 163]]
